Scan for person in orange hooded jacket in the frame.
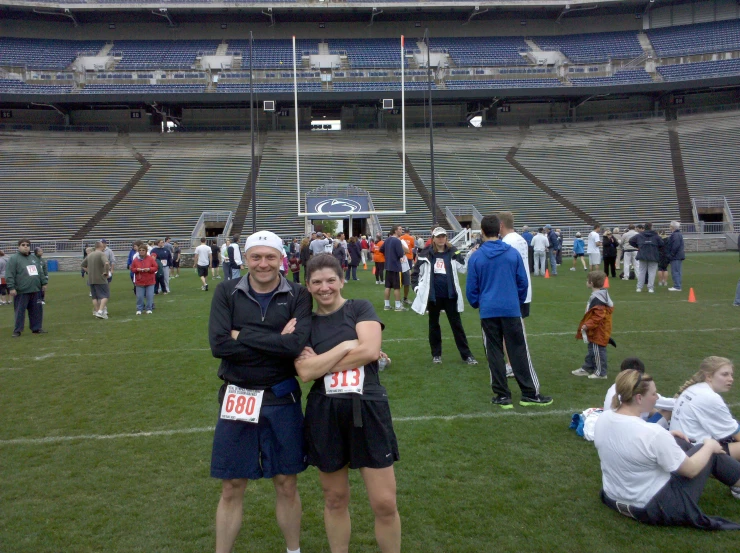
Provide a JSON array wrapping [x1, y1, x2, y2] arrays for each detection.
[[572, 270, 614, 380]]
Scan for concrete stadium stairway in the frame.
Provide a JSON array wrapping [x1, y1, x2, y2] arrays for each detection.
[[71, 132, 151, 240]]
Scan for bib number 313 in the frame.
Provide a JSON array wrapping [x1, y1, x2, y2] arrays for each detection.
[[220, 385, 265, 423], [324, 367, 365, 395]]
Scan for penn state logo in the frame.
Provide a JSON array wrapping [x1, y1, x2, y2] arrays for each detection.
[[314, 198, 362, 214]]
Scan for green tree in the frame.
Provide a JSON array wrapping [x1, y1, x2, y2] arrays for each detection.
[[315, 219, 338, 236]]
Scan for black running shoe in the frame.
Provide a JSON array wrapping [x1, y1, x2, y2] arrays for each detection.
[[491, 395, 513, 409], [519, 394, 553, 407]]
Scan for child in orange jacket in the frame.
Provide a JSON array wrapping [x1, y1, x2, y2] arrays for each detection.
[[572, 270, 614, 380]]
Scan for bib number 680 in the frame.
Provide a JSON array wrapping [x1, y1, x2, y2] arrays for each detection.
[[220, 385, 264, 423]]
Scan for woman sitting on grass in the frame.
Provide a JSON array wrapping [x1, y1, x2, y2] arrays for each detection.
[[594, 369, 740, 529], [295, 253, 401, 553], [670, 357, 740, 465]]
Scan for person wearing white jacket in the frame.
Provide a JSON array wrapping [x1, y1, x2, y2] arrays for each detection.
[[410, 227, 477, 365]]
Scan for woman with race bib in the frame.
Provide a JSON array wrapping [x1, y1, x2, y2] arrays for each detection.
[[295, 253, 401, 553]]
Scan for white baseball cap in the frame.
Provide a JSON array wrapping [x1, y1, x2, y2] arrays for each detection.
[[244, 231, 283, 254]]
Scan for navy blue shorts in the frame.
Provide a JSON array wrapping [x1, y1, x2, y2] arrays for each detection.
[[211, 402, 308, 480]]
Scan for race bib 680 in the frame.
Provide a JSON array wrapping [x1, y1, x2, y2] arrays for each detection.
[[220, 385, 265, 423]]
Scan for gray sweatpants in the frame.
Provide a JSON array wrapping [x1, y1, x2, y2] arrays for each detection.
[[582, 341, 607, 377]]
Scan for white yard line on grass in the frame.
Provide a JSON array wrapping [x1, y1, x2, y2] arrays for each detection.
[[5, 327, 740, 362], [4, 404, 740, 446]]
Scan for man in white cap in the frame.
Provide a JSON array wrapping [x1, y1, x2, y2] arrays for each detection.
[[208, 230, 312, 553]]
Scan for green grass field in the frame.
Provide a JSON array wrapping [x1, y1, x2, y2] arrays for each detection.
[[2, 253, 740, 553]]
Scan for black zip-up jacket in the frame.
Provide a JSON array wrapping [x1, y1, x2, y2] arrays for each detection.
[[629, 230, 664, 263], [209, 274, 312, 393]]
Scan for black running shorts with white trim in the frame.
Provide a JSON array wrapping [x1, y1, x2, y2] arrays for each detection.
[[304, 393, 399, 473], [385, 270, 401, 290]]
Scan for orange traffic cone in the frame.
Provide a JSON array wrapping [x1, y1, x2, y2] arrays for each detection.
[[545, 269, 550, 279], [604, 276, 610, 289], [363, 262, 368, 270], [688, 288, 696, 303]]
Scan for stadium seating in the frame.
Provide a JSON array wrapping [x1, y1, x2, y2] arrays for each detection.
[[677, 113, 740, 217], [569, 69, 653, 86], [0, 132, 140, 240], [0, 79, 72, 94], [90, 134, 251, 239], [515, 121, 680, 224], [648, 19, 740, 57], [81, 84, 206, 93], [445, 79, 562, 89], [430, 36, 529, 67], [328, 39, 408, 69], [533, 31, 643, 63], [333, 81, 433, 91], [112, 40, 220, 70], [216, 82, 322, 93], [657, 58, 740, 81], [227, 39, 318, 69], [404, 129, 584, 227], [0, 37, 105, 70]]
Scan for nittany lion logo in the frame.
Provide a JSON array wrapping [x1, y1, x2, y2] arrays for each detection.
[[314, 198, 362, 214]]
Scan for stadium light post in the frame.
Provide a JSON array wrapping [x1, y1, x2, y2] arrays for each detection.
[[425, 28, 437, 227], [250, 31, 256, 234]]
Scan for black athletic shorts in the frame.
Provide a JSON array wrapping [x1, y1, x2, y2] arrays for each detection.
[[304, 393, 399, 473], [212, 259, 220, 268], [197, 265, 209, 278], [402, 270, 410, 286], [385, 270, 401, 290]]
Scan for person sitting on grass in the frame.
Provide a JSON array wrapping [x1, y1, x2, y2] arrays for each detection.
[[603, 357, 675, 426], [594, 369, 740, 530], [670, 357, 740, 466], [572, 271, 613, 380]]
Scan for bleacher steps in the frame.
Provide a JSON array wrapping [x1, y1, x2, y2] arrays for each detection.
[[216, 43, 229, 56], [637, 32, 657, 58], [525, 39, 543, 53], [98, 43, 114, 57], [71, 132, 152, 240], [231, 139, 266, 237], [667, 122, 700, 224], [506, 141, 594, 225]]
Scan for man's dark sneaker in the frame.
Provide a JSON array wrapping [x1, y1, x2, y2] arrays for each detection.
[[32, 329, 48, 334], [491, 395, 513, 409], [520, 395, 553, 407], [12, 332, 21, 337], [402, 298, 411, 306], [205, 284, 209, 291]]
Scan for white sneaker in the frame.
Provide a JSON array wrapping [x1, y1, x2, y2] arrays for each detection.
[[648, 288, 654, 293], [146, 310, 152, 314], [136, 311, 142, 315], [588, 373, 607, 380], [572, 368, 590, 376], [94, 310, 107, 319], [731, 486, 740, 499], [636, 288, 642, 293], [569, 267, 576, 271], [668, 287, 681, 292], [506, 364, 514, 378]]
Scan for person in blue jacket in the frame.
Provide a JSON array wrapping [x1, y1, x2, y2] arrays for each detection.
[[466, 214, 553, 409], [666, 221, 686, 292], [571, 232, 587, 271]]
